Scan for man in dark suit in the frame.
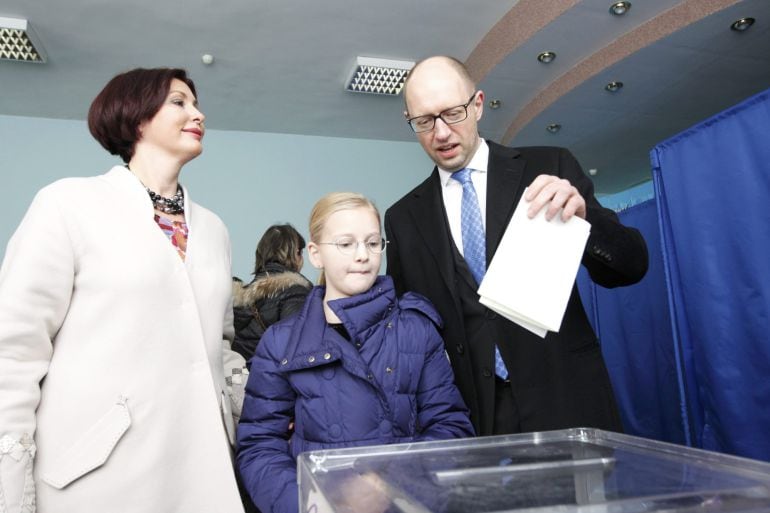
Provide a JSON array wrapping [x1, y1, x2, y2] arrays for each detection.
[[384, 55, 648, 436]]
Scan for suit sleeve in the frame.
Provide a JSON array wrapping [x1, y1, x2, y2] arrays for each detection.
[[236, 326, 298, 513], [0, 186, 74, 512], [557, 147, 648, 287], [384, 210, 407, 296]]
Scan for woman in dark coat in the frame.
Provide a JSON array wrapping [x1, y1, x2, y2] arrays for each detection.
[[232, 224, 313, 361]]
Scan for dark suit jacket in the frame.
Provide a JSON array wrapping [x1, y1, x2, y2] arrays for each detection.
[[384, 142, 648, 435]]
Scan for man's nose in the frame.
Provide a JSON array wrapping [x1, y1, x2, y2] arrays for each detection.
[[433, 117, 452, 139]]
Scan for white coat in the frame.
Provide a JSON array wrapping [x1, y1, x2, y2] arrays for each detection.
[[0, 166, 245, 513]]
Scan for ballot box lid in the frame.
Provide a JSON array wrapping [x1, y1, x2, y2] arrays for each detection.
[[297, 428, 770, 513]]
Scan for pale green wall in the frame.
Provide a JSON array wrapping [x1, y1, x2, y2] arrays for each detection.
[[1, 114, 655, 281], [0, 114, 432, 281]]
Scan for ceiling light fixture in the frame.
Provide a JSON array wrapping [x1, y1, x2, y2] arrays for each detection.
[[605, 81, 624, 92], [609, 2, 631, 16], [345, 56, 414, 96], [201, 54, 214, 65], [730, 17, 755, 32], [0, 16, 46, 63], [546, 123, 561, 133], [537, 51, 556, 64], [488, 99, 502, 109]]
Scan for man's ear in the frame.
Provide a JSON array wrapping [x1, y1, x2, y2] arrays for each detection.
[[306, 242, 323, 269], [474, 90, 485, 121]]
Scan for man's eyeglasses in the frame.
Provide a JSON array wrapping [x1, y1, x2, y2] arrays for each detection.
[[406, 92, 478, 133], [317, 237, 388, 255]]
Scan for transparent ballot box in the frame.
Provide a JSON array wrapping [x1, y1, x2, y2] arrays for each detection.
[[297, 428, 770, 513]]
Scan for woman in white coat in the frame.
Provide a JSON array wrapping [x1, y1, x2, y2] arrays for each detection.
[[0, 68, 246, 513]]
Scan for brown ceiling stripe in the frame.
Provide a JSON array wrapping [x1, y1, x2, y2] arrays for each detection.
[[465, 0, 579, 82], [501, 0, 741, 143]]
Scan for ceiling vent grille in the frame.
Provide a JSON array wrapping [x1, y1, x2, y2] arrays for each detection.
[[0, 17, 46, 63], [346, 57, 414, 96]]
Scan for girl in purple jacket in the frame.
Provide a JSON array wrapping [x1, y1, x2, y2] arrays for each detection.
[[236, 192, 474, 513]]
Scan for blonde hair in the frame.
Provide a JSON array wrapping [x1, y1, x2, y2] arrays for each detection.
[[309, 192, 380, 285]]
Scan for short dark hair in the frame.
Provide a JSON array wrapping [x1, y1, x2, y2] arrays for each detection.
[[88, 68, 197, 163], [254, 224, 306, 275]]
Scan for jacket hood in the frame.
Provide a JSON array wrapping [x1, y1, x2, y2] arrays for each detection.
[[233, 267, 312, 308]]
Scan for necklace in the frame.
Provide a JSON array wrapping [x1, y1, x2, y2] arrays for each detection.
[[125, 165, 185, 215], [146, 186, 185, 215]]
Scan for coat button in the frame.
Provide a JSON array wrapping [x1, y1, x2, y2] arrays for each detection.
[[323, 353, 331, 360], [483, 368, 493, 378], [329, 424, 342, 439], [308, 356, 315, 363], [385, 367, 393, 373], [484, 310, 497, 320], [281, 358, 288, 366], [386, 322, 393, 329], [456, 344, 464, 355], [379, 420, 392, 435], [367, 373, 374, 380]]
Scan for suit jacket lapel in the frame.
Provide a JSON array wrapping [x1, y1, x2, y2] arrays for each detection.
[[485, 142, 526, 263], [408, 169, 461, 303]]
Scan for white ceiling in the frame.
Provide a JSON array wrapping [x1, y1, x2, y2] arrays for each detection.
[[1, 0, 769, 194]]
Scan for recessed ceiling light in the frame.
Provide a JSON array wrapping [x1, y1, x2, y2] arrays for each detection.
[[0, 16, 46, 63], [588, 168, 598, 176], [488, 99, 502, 109], [730, 17, 755, 32], [605, 81, 624, 92], [546, 123, 561, 133], [201, 54, 214, 65], [537, 51, 556, 64], [609, 2, 631, 16], [345, 56, 414, 95]]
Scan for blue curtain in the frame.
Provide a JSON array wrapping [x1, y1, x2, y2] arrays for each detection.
[[650, 87, 770, 461], [578, 200, 685, 446]]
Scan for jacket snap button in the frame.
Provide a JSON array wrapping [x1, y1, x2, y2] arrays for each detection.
[[281, 358, 288, 366], [323, 353, 331, 360], [308, 356, 315, 363], [367, 373, 374, 380], [456, 344, 464, 355], [386, 322, 392, 329], [385, 367, 393, 373], [483, 369, 493, 378]]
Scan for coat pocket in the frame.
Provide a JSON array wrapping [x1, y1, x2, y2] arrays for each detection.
[[40, 396, 131, 489]]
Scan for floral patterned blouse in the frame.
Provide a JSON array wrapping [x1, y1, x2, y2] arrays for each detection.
[[155, 214, 189, 261]]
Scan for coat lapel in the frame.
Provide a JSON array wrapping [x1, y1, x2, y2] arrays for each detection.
[[485, 142, 526, 263], [407, 170, 460, 303]]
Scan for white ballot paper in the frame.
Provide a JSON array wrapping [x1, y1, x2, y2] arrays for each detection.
[[478, 190, 591, 338]]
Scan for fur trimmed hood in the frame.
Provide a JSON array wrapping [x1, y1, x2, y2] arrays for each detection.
[[233, 269, 313, 308]]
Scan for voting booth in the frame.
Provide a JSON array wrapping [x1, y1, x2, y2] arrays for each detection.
[[298, 428, 770, 512]]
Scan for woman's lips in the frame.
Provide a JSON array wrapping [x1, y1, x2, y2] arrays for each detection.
[[183, 128, 203, 139]]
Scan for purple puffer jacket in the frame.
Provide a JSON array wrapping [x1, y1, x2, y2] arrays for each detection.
[[236, 275, 474, 513]]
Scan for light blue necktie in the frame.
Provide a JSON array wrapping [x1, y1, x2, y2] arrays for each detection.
[[451, 168, 509, 380]]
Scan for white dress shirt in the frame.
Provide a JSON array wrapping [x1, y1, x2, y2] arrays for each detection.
[[437, 139, 490, 257]]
